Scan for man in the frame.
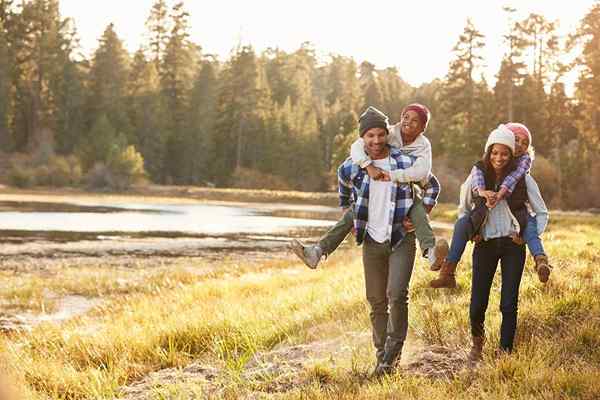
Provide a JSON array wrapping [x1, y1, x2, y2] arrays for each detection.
[[291, 103, 447, 271], [337, 106, 440, 376]]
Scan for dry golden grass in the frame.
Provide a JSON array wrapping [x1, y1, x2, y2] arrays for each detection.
[[0, 209, 598, 399]]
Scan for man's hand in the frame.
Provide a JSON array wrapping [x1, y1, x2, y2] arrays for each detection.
[[424, 204, 434, 214], [471, 234, 483, 244], [402, 216, 416, 233]]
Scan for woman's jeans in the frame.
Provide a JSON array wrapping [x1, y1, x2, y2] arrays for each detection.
[[447, 214, 544, 264], [469, 237, 526, 352]]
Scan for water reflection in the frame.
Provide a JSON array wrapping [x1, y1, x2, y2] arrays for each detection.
[[0, 201, 339, 256]]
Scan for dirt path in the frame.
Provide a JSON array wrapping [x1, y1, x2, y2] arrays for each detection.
[[117, 331, 470, 399]]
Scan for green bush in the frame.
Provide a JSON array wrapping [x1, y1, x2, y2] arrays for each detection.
[[531, 155, 559, 205], [8, 166, 36, 188], [85, 146, 147, 190]]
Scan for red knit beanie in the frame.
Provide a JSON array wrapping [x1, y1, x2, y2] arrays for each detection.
[[505, 122, 532, 147], [402, 103, 431, 129]]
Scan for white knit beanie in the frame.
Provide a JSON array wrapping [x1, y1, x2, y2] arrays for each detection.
[[484, 124, 515, 155]]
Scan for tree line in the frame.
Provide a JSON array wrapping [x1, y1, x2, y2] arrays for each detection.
[[1, 0, 600, 208]]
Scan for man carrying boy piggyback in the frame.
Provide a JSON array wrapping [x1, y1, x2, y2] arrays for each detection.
[[291, 104, 448, 272], [336, 107, 440, 375]]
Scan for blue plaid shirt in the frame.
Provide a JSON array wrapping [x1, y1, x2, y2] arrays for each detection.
[[338, 147, 441, 250]]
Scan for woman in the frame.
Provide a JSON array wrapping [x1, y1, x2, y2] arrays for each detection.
[[458, 125, 548, 360]]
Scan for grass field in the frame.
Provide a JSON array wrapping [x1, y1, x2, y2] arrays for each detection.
[[0, 191, 599, 399]]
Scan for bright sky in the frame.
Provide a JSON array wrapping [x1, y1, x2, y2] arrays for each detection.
[[59, 0, 596, 88]]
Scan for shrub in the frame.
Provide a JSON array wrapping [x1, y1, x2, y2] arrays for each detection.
[[85, 146, 147, 190], [8, 166, 36, 188], [531, 155, 560, 205], [431, 155, 467, 204], [84, 163, 113, 189], [108, 145, 147, 190]]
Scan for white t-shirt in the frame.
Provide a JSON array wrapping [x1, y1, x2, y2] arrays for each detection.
[[367, 157, 392, 243]]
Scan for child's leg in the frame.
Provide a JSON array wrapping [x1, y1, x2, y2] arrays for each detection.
[[523, 215, 545, 257], [523, 214, 551, 283], [318, 208, 354, 256], [430, 214, 478, 289], [408, 199, 435, 252], [290, 208, 353, 269], [408, 199, 448, 270], [446, 215, 477, 264]]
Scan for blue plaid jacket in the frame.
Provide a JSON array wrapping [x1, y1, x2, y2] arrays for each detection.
[[337, 147, 441, 250]]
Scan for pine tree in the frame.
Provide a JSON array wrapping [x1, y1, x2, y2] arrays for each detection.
[[439, 19, 487, 165], [184, 58, 219, 184], [128, 48, 167, 181], [144, 0, 170, 70], [11, 0, 73, 152], [571, 2, 600, 150], [497, 7, 529, 121], [160, 1, 199, 182], [85, 23, 131, 162], [0, 17, 11, 150], [213, 45, 271, 185], [359, 61, 383, 111]]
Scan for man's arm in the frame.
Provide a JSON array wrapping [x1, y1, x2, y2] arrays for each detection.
[[337, 161, 354, 208], [420, 173, 441, 212]]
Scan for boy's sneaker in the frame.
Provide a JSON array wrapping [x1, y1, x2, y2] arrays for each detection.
[[289, 239, 323, 269], [427, 238, 449, 271]]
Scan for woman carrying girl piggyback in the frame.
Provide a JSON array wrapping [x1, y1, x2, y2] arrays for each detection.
[[449, 126, 549, 358], [430, 123, 551, 289]]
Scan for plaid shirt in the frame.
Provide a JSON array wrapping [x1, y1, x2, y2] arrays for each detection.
[[471, 154, 532, 194], [338, 147, 441, 250]]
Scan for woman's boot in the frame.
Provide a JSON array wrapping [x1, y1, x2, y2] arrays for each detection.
[[468, 335, 485, 363], [429, 259, 457, 288]]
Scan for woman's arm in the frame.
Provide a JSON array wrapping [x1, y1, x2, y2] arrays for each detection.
[[458, 175, 474, 218], [525, 175, 549, 235]]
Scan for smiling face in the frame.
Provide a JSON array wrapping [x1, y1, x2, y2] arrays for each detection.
[[363, 127, 389, 159], [514, 131, 530, 157], [400, 110, 425, 145], [489, 143, 512, 173]]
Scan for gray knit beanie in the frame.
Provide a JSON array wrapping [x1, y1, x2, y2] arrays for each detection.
[[358, 106, 389, 137]]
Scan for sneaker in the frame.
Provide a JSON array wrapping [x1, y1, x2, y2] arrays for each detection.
[[428, 238, 449, 271], [289, 239, 322, 269]]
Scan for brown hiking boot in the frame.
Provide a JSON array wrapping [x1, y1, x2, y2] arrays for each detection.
[[428, 238, 449, 271], [429, 259, 457, 288], [534, 254, 551, 283], [468, 336, 485, 363]]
